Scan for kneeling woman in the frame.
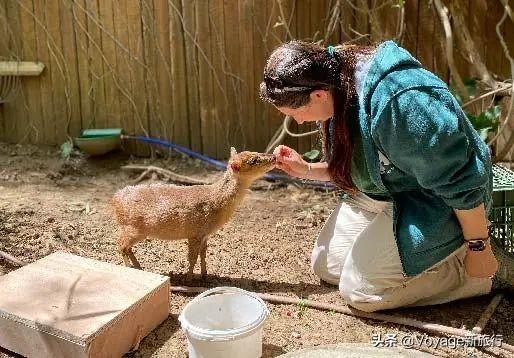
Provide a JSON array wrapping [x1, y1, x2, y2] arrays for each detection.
[[259, 40, 505, 312]]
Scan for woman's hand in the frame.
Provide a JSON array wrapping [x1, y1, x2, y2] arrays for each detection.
[[454, 204, 498, 278], [464, 244, 499, 278], [273, 145, 309, 178]]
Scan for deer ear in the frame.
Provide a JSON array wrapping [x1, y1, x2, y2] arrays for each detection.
[[230, 161, 240, 171], [230, 147, 237, 158]]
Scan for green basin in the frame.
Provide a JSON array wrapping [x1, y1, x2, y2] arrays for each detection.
[[74, 135, 121, 156]]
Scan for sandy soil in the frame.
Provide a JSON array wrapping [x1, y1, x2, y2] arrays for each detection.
[[0, 143, 512, 358]]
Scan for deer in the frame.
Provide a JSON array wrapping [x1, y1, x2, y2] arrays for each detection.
[[111, 148, 276, 281]]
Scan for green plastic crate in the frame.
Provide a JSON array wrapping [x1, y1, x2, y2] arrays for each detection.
[[489, 164, 514, 255]]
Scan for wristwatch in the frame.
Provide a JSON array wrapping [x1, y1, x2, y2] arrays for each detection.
[[466, 238, 489, 252]]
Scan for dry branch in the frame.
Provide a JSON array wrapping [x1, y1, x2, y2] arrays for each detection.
[[472, 293, 504, 334], [121, 165, 211, 185], [0, 250, 27, 267], [433, 0, 469, 100], [462, 84, 512, 109], [445, 0, 496, 89], [499, 0, 513, 21], [489, 4, 514, 158]]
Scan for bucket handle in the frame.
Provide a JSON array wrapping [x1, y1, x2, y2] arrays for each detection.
[[189, 286, 267, 309]]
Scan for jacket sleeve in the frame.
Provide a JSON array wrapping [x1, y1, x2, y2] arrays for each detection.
[[373, 87, 489, 210]]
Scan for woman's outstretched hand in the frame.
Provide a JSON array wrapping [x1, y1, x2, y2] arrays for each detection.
[[464, 245, 499, 278], [273, 145, 309, 179]]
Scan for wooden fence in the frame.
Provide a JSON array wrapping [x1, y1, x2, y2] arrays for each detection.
[[0, 0, 512, 159]]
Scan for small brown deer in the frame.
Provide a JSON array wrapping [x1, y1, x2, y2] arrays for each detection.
[[111, 148, 276, 281]]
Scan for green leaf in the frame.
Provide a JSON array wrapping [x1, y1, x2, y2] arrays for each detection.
[[467, 105, 501, 132], [484, 105, 502, 124], [450, 77, 478, 102], [478, 128, 491, 141], [60, 141, 74, 159], [303, 149, 320, 161]]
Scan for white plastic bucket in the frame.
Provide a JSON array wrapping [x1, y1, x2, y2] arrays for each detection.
[[179, 286, 270, 358]]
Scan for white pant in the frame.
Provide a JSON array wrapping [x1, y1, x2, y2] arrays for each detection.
[[311, 192, 492, 312]]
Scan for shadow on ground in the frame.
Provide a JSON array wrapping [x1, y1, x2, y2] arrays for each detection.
[[167, 272, 336, 299], [124, 314, 180, 358]]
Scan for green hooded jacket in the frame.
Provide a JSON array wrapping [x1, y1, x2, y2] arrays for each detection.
[[354, 41, 493, 276]]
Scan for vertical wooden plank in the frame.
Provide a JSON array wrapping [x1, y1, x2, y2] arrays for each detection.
[[239, 0, 255, 151], [402, 0, 418, 54], [269, 0, 297, 152], [485, 1, 504, 80], [252, 0, 269, 153], [498, 1, 514, 161], [59, 0, 82, 139], [32, 0, 54, 144], [353, 0, 370, 44], [86, 0, 106, 130], [127, 0, 150, 154], [295, 0, 311, 156], [223, 0, 243, 150], [71, 0, 92, 134], [0, 104, 4, 142], [0, 1, 9, 142], [452, 0, 471, 80], [196, 0, 216, 156], [309, 0, 324, 44], [332, 0, 356, 44], [182, 0, 201, 152], [169, 0, 190, 148], [265, 0, 279, 145], [500, 1, 514, 80], [309, 0, 327, 153], [99, 0, 120, 130], [18, 0, 43, 143], [430, 2, 448, 82], [378, 0, 400, 42], [112, 0, 135, 154], [210, 0, 229, 158], [0, 1, 10, 57], [4, 1, 21, 58], [283, 0, 298, 153], [4, 1, 22, 143], [468, 0, 487, 71], [45, 0, 68, 144], [153, 0, 173, 141], [141, 0, 160, 143], [415, 0, 435, 72]]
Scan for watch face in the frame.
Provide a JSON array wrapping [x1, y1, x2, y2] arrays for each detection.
[[468, 240, 487, 251]]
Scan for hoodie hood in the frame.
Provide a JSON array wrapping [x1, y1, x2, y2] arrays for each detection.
[[361, 41, 446, 117]]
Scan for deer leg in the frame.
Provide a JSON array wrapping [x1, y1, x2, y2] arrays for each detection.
[[187, 238, 201, 282], [200, 237, 208, 278], [117, 229, 143, 269], [125, 248, 142, 269]]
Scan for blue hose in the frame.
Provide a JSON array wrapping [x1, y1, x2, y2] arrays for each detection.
[[124, 135, 334, 189]]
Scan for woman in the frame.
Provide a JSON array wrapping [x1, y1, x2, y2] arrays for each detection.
[[259, 40, 505, 312]]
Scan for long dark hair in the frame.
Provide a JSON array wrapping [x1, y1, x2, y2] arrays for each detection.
[[259, 40, 375, 192]]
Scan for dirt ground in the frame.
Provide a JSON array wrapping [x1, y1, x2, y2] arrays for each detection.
[[0, 142, 513, 358]]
